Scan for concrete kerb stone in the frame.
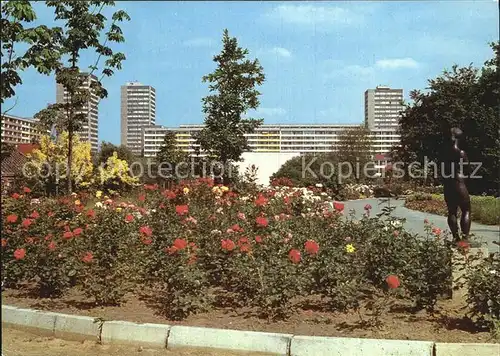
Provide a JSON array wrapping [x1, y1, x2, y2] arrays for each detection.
[[289, 335, 434, 356], [53, 312, 101, 342], [101, 320, 171, 348], [2, 305, 57, 337], [434, 342, 500, 356], [3, 305, 499, 355], [167, 325, 292, 355]]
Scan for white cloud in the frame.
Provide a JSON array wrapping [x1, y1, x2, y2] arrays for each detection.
[[375, 58, 419, 69], [182, 37, 214, 48], [258, 47, 293, 59], [268, 47, 292, 58], [254, 107, 287, 117], [265, 4, 362, 27]]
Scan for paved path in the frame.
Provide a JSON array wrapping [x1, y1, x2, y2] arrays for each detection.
[[1, 327, 267, 356], [342, 198, 499, 254]]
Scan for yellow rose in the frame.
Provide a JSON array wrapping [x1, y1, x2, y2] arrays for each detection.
[[345, 244, 356, 253], [116, 207, 122, 212], [183, 187, 190, 194], [96, 191, 103, 198], [74, 200, 81, 206], [221, 186, 229, 192]]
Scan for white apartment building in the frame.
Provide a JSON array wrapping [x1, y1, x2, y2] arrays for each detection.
[[56, 73, 100, 152], [142, 124, 400, 158], [365, 86, 404, 131], [1, 114, 44, 145], [120, 82, 156, 156]]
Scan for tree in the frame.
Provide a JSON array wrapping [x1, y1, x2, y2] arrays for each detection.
[[1, 1, 62, 111], [270, 153, 340, 190], [27, 132, 94, 194], [154, 131, 188, 182], [1, 142, 15, 163], [334, 126, 373, 183], [97, 152, 139, 193], [397, 42, 500, 195], [97, 141, 135, 165], [35, 1, 130, 194], [194, 29, 265, 185]]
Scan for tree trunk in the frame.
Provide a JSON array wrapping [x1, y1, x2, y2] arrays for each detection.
[[67, 129, 73, 194]]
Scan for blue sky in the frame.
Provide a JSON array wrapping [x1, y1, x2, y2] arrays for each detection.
[[5, 1, 499, 145]]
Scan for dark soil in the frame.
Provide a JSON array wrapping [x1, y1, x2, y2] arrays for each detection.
[[2, 287, 497, 344]]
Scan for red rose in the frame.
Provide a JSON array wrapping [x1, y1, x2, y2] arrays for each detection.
[[125, 214, 134, 222], [23, 187, 31, 193], [165, 246, 178, 254], [255, 236, 263, 243], [386, 275, 400, 289], [73, 227, 83, 236], [432, 227, 441, 236], [304, 240, 320, 255], [1, 238, 7, 247], [173, 238, 188, 250], [139, 226, 153, 237], [45, 234, 53, 241], [221, 239, 236, 251], [6, 214, 18, 223], [22, 218, 33, 228], [14, 248, 26, 260], [11, 193, 20, 199], [142, 238, 153, 245], [163, 190, 176, 199], [457, 240, 470, 252], [30, 211, 40, 219], [175, 205, 189, 216], [230, 224, 243, 233], [288, 249, 301, 263], [240, 244, 251, 253], [138, 194, 146, 202], [48, 211, 55, 217], [86, 209, 96, 219], [82, 252, 93, 263], [48, 241, 56, 251], [63, 231, 73, 239], [364, 204, 372, 211], [256, 216, 268, 227], [334, 202, 344, 212], [254, 194, 268, 207]]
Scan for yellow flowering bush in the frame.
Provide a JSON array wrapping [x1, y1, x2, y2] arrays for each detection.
[[27, 132, 93, 190], [97, 152, 139, 192]]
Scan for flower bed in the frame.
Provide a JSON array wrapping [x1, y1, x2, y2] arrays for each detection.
[[1, 181, 499, 340]]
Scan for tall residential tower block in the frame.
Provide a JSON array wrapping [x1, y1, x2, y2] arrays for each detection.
[[120, 82, 156, 155]]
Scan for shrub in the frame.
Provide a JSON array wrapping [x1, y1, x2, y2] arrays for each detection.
[[465, 254, 500, 328], [1, 180, 455, 321]]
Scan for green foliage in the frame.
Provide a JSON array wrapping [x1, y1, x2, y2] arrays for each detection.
[[463, 253, 500, 336], [1, 182, 463, 321], [1, 0, 62, 106], [335, 126, 373, 183], [96, 142, 135, 165], [34, 1, 130, 193], [270, 153, 340, 190], [195, 29, 265, 183], [79, 205, 141, 305], [398, 42, 500, 195], [155, 131, 189, 183]]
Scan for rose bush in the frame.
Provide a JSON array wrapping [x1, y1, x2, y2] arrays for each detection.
[[2, 179, 480, 322]]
